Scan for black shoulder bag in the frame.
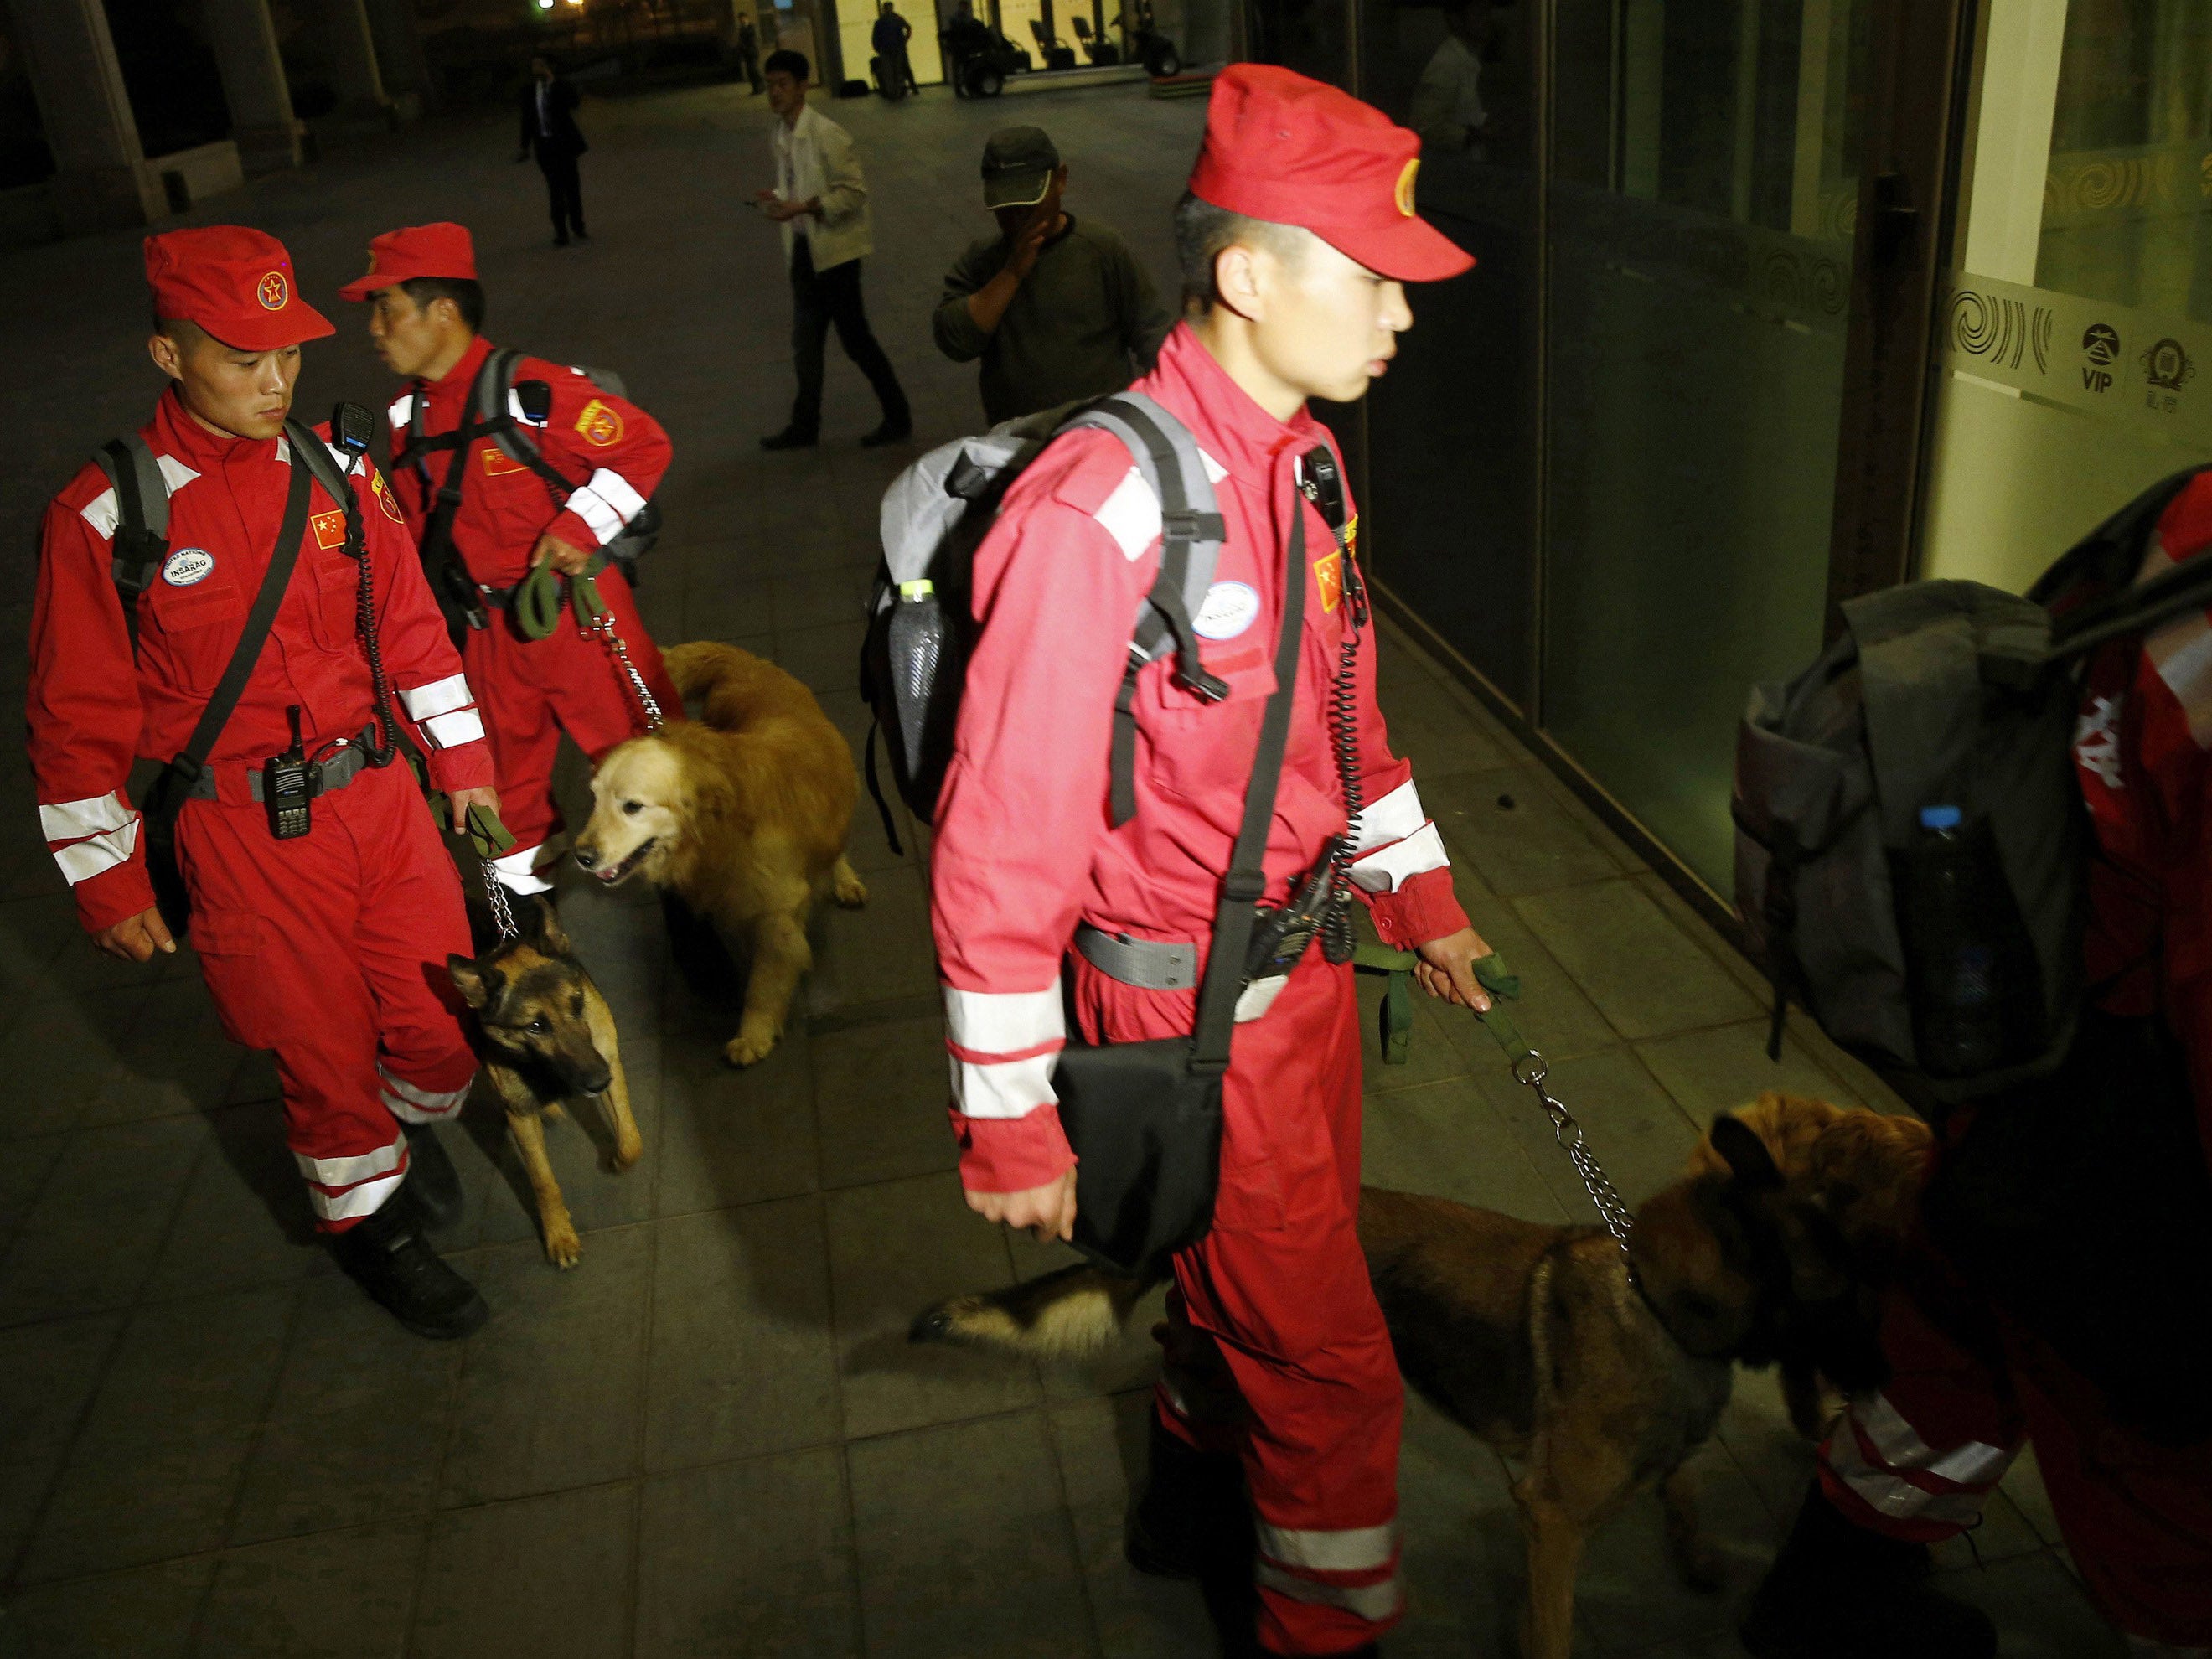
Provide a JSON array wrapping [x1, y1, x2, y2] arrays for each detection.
[[128, 424, 318, 931], [1054, 503, 1308, 1279]]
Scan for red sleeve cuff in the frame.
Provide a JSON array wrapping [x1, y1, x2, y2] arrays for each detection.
[[548, 509, 598, 553], [425, 741, 497, 795], [74, 861, 158, 934], [952, 1104, 1077, 1193], [1365, 866, 1470, 949]]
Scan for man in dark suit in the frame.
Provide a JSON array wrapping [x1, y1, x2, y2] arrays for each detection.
[[516, 55, 587, 246]]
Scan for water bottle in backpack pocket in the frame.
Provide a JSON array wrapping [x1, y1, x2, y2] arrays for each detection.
[[1889, 805, 2044, 1078]]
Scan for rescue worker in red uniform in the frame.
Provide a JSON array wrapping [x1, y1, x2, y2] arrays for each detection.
[[28, 227, 499, 1339], [340, 222, 680, 896], [929, 68, 1490, 1657], [1743, 474, 2212, 1659]]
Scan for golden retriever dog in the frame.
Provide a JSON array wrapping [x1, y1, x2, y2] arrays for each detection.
[[573, 642, 866, 1067]]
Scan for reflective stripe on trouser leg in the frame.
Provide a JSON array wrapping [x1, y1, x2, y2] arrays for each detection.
[[1817, 1389, 2019, 1542], [488, 842, 555, 896], [1254, 1559, 1404, 1627], [295, 1133, 409, 1222], [378, 1062, 470, 1123]]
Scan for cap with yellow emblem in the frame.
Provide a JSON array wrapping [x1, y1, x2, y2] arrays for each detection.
[[1186, 64, 1473, 283], [144, 226, 334, 350]]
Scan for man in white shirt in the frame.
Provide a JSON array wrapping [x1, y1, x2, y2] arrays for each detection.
[[754, 50, 912, 450], [1408, 0, 1499, 158]]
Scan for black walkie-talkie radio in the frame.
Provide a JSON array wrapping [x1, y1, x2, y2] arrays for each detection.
[[266, 705, 313, 840]]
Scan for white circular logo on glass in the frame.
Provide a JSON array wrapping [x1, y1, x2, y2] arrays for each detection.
[[161, 547, 215, 587], [1192, 581, 1260, 641]]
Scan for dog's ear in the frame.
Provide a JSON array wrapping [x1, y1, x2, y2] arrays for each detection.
[[530, 896, 571, 956], [1711, 1114, 1783, 1193], [448, 954, 494, 1008]]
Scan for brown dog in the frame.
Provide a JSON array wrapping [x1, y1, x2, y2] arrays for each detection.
[[915, 1094, 1920, 1659], [448, 901, 641, 1269], [572, 641, 866, 1067]]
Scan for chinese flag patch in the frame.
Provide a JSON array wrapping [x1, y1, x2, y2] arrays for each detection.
[[575, 398, 624, 447], [311, 509, 348, 550], [480, 447, 527, 477]]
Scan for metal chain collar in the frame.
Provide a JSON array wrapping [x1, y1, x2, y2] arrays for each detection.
[[592, 612, 664, 731], [1511, 1048, 1635, 1251], [483, 863, 519, 942]]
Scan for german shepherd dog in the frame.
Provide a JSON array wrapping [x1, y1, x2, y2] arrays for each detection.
[[916, 1094, 1915, 1659], [448, 900, 642, 1269]]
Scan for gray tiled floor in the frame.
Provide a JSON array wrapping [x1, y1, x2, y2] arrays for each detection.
[[0, 73, 2125, 1659]]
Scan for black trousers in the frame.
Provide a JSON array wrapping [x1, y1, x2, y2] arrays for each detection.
[[537, 148, 584, 240], [788, 239, 908, 437]]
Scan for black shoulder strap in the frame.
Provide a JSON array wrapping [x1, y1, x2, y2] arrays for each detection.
[[158, 432, 316, 797], [95, 435, 171, 599], [1189, 507, 1306, 1070], [287, 422, 355, 509], [482, 347, 576, 502]]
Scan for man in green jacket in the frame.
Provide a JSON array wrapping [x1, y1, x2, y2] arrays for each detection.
[[932, 127, 1174, 425]]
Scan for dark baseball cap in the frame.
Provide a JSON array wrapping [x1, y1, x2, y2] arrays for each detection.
[[981, 127, 1061, 209]]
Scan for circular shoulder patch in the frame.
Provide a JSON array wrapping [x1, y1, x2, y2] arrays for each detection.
[[1193, 580, 1260, 641], [162, 547, 215, 587]]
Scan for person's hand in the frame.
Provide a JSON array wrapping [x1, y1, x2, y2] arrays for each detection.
[[447, 785, 503, 837], [965, 1168, 1078, 1243], [1414, 926, 1494, 1013], [1006, 200, 1055, 280], [91, 906, 175, 963], [530, 531, 594, 576]]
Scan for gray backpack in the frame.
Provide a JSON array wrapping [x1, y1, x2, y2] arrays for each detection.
[[861, 392, 1226, 847], [1734, 466, 2212, 1098]]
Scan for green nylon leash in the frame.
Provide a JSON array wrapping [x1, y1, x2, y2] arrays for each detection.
[[465, 803, 523, 941], [512, 552, 612, 642]]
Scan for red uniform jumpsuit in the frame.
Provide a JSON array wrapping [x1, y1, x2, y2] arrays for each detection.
[[30, 389, 494, 1229], [930, 324, 1473, 1656], [388, 334, 680, 893], [1815, 476, 2212, 1655]]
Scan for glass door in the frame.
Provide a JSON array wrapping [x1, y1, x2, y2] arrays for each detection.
[[1538, 0, 1873, 890]]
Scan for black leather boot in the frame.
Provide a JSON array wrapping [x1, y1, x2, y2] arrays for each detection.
[[329, 1201, 489, 1340], [1740, 1486, 1998, 1659], [401, 1120, 465, 1233], [1125, 1414, 1253, 1582]]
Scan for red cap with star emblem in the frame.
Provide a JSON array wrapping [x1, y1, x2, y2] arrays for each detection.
[[336, 222, 478, 302], [1187, 65, 1472, 283], [144, 226, 334, 350]]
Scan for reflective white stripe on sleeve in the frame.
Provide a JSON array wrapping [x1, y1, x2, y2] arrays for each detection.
[[1093, 468, 1160, 561], [54, 822, 140, 886], [387, 393, 416, 431], [40, 792, 135, 841], [1349, 823, 1450, 893], [80, 488, 120, 540], [1256, 1519, 1400, 1574], [1253, 1563, 1403, 1624], [949, 1052, 1058, 1119], [1853, 1392, 2016, 1486], [378, 1064, 471, 1123], [399, 673, 473, 721], [585, 467, 648, 524], [1348, 780, 1425, 855], [295, 1136, 409, 1189], [943, 986, 1065, 1056], [421, 708, 487, 750], [1233, 974, 1288, 1023], [566, 485, 625, 546]]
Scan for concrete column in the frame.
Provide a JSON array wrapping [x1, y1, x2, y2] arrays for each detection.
[[204, 0, 304, 174], [2, 0, 167, 233], [311, 0, 395, 124], [364, 0, 435, 116]]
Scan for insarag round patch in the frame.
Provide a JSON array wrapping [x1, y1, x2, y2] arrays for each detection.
[[161, 547, 215, 587], [1193, 581, 1261, 640]]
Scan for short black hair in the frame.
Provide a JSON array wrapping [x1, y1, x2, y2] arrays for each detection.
[[1171, 191, 1305, 312], [764, 48, 809, 81], [399, 276, 486, 333]]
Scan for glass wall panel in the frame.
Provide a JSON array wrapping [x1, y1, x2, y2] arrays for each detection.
[[1360, 0, 1541, 704], [1920, 0, 2212, 593], [1539, 0, 1868, 889]]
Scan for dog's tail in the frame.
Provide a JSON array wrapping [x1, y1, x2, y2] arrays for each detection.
[[910, 1264, 1150, 1361], [661, 640, 748, 703]]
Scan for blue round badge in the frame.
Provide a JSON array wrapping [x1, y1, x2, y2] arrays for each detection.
[[161, 547, 215, 587]]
